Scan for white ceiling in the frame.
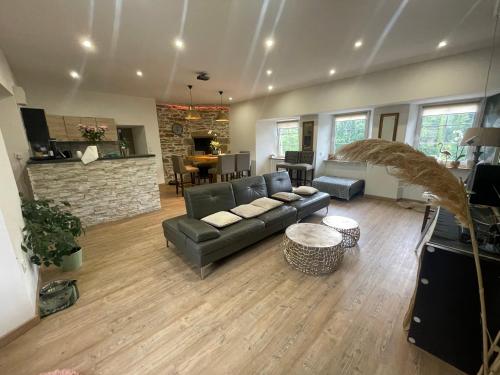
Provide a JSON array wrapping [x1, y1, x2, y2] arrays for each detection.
[[0, 0, 496, 104]]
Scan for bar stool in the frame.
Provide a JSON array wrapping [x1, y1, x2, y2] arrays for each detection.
[[208, 154, 236, 182], [292, 151, 315, 186], [171, 155, 199, 196], [276, 151, 300, 181], [236, 152, 251, 178]]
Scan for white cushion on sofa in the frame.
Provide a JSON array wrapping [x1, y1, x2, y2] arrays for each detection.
[[271, 192, 302, 202], [292, 186, 319, 196], [201, 211, 242, 228], [230, 204, 268, 219], [251, 197, 284, 210]]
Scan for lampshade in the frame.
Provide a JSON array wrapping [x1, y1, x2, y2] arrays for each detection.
[[215, 90, 229, 123], [460, 127, 500, 147], [185, 85, 201, 120], [185, 106, 201, 120]]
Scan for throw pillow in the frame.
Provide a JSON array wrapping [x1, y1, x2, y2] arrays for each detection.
[[271, 192, 302, 202], [230, 204, 268, 219], [293, 186, 319, 196], [251, 197, 284, 210], [201, 211, 242, 228]]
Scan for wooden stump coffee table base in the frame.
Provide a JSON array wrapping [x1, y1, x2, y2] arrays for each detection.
[[282, 223, 343, 275]]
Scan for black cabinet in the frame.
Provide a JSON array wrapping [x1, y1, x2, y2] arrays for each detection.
[[408, 209, 500, 374], [20, 107, 50, 148]]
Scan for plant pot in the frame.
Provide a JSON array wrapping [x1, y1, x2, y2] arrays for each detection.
[[450, 161, 460, 169], [61, 248, 83, 272]]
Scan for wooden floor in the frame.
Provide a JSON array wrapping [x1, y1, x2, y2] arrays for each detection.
[[0, 186, 463, 375]]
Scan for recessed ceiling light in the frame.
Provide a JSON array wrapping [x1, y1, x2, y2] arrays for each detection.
[[268, 85, 274, 91], [69, 70, 80, 79], [329, 69, 336, 76], [437, 40, 447, 49], [136, 70, 143, 77], [354, 40, 363, 49], [266, 69, 273, 76], [174, 38, 184, 49], [264, 38, 274, 49], [228, 97, 233, 101], [80, 38, 94, 50]]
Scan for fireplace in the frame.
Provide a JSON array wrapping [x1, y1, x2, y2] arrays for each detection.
[[193, 136, 214, 154]]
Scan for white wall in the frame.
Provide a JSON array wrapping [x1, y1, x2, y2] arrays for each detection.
[[23, 84, 165, 184], [0, 128, 38, 337], [230, 47, 500, 159], [0, 96, 31, 196], [0, 49, 15, 97]]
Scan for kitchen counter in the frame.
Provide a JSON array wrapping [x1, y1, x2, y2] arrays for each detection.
[[27, 154, 155, 164], [27, 155, 160, 226]]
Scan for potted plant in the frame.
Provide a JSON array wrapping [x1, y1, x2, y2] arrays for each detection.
[[78, 123, 107, 156], [119, 139, 129, 157], [450, 130, 466, 168], [210, 140, 221, 155], [21, 197, 85, 271]]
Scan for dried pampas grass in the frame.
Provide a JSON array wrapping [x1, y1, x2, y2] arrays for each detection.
[[335, 139, 490, 374], [335, 139, 468, 225]]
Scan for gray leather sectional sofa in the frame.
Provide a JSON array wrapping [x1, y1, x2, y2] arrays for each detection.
[[162, 171, 330, 278]]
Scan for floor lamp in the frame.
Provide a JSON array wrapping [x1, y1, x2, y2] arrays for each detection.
[[460, 127, 500, 165]]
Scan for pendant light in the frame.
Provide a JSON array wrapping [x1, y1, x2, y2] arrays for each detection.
[[215, 90, 229, 122], [185, 85, 201, 120]]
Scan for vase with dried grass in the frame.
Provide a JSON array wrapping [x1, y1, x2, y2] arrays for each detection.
[[335, 139, 491, 374]]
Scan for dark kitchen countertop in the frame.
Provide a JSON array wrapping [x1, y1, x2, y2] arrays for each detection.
[[27, 154, 156, 164]]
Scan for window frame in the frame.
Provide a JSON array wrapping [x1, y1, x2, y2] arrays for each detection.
[[413, 99, 482, 165], [276, 119, 300, 158], [330, 111, 371, 154]]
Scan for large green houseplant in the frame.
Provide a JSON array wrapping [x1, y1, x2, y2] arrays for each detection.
[[21, 197, 84, 271]]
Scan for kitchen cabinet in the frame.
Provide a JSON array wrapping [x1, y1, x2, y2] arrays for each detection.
[[45, 114, 68, 141], [96, 118, 118, 141]]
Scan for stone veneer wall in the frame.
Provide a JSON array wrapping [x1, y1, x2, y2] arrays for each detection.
[[156, 104, 230, 182], [27, 157, 160, 226]]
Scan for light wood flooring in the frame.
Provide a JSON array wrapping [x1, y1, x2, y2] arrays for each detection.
[[0, 186, 463, 375]]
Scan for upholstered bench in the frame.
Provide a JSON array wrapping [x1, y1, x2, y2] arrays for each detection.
[[312, 176, 364, 200]]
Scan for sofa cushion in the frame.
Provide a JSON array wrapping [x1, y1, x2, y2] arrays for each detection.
[[178, 218, 220, 242], [257, 205, 297, 228], [251, 197, 284, 210], [288, 191, 331, 219], [230, 176, 268, 205], [293, 186, 319, 196], [184, 182, 236, 219], [189, 218, 266, 255], [230, 204, 268, 219], [263, 171, 293, 196], [201, 211, 242, 228], [271, 192, 302, 202]]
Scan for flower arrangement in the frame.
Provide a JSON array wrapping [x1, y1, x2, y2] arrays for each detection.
[[451, 130, 466, 167], [78, 124, 107, 142], [210, 140, 221, 151]]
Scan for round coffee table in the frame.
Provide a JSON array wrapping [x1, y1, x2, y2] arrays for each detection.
[[322, 216, 360, 248], [282, 223, 343, 275]]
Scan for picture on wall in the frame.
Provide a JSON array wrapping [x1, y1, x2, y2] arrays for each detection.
[[483, 92, 500, 128]]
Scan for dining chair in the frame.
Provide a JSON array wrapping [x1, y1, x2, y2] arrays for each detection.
[[208, 154, 236, 182], [235, 152, 251, 178], [171, 155, 200, 196], [291, 151, 315, 186]]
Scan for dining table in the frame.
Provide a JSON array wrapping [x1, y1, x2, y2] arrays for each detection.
[[186, 155, 219, 180]]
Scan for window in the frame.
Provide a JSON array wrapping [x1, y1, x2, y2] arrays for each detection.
[[416, 102, 479, 161], [277, 120, 299, 157], [332, 112, 369, 152]]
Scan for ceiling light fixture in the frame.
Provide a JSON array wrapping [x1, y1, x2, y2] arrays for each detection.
[[228, 97, 233, 101], [136, 70, 143, 77], [174, 38, 185, 49], [266, 69, 273, 76], [437, 40, 448, 49], [215, 91, 229, 122], [185, 85, 201, 120], [265, 38, 274, 49], [69, 70, 80, 79], [354, 40, 363, 49], [329, 69, 336, 76], [268, 85, 274, 91], [80, 38, 94, 50]]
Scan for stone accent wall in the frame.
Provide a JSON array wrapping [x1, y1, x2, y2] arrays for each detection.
[[27, 157, 160, 226], [156, 104, 230, 182]]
